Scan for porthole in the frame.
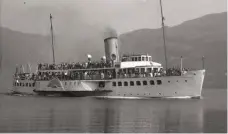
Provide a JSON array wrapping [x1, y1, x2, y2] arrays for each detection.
[[157, 80, 162, 85], [143, 81, 147, 86], [175, 92, 177, 94], [130, 81, 134, 86], [150, 80, 155, 85], [185, 80, 187, 82], [112, 82, 116, 86], [136, 81, 141, 86], [118, 82, 122, 86], [159, 93, 161, 95], [176, 80, 179, 82], [168, 81, 170, 83], [124, 81, 128, 86]]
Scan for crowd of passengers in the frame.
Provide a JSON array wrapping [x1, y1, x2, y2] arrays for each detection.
[[166, 67, 189, 76], [36, 70, 115, 81], [117, 67, 189, 78], [14, 73, 36, 80], [15, 67, 189, 81], [38, 61, 113, 70]]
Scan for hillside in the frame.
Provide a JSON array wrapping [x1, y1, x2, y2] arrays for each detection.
[[0, 12, 226, 91], [0, 27, 105, 90], [119, 12, 227, 89]]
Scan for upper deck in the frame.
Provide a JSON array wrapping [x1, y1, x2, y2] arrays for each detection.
[[37, 54, 162, 72], [14, 53, 176, 82], [121, 54, 161, 68]]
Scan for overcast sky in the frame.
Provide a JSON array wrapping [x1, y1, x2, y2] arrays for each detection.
[[0, 0, 227, 35]]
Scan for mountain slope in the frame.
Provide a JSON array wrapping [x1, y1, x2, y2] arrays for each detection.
[[119, 12, 227, 89], [0, 27, 105, 91]]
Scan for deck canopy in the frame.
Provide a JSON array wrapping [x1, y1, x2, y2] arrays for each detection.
[[120, 61, 162, 68], [121, 54, 152, 62]]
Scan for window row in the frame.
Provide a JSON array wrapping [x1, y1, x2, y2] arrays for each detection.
[[119, 67, 155, 74], [15, 82, 35, 87], [122, 56, 152, 62], [112, 80, 162, 87]]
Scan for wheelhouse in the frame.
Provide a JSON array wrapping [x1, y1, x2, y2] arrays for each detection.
[[120, 54, 163, 74], [121, 54, 152, 62]]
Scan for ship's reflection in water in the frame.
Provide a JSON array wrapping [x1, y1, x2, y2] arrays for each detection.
[[0, 89, 226, 133]]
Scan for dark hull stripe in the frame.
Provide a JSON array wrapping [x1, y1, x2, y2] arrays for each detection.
[[33, 90, 112, 97]]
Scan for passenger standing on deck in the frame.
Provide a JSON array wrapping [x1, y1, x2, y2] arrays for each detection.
[[101, 72, 104, 79], [84, 72, 88, 80]]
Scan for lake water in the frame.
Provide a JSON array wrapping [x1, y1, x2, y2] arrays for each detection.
[[0, 88, 226, 133]]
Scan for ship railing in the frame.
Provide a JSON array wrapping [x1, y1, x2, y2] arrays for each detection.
[[20, 67, 198, 81], [38, 67, 117, 72], [35, 74, 114, 81], [37, 62, 113, 71], [33, 72, 188, 81], [36, 77, 113, 81]]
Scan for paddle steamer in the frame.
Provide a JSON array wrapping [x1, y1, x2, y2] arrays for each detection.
[[10, 0, 205, 98]]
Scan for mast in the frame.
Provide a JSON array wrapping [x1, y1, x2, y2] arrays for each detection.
[[159, 0, 168, 71], [180, 56, 183, 75], [0, 0, 2, 74], [202, 56, 205, 69], [50, 14, 56, 64]]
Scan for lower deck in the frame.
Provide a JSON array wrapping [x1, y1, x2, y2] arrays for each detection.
[[34, 70, 205, 98], [12, 70, 205, 98]]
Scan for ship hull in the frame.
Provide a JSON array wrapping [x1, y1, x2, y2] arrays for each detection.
[[11, 80, 35, 95], [33, 90, 112, 97], [34, 70, 205, 99], [101, 70, 205, 99]]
